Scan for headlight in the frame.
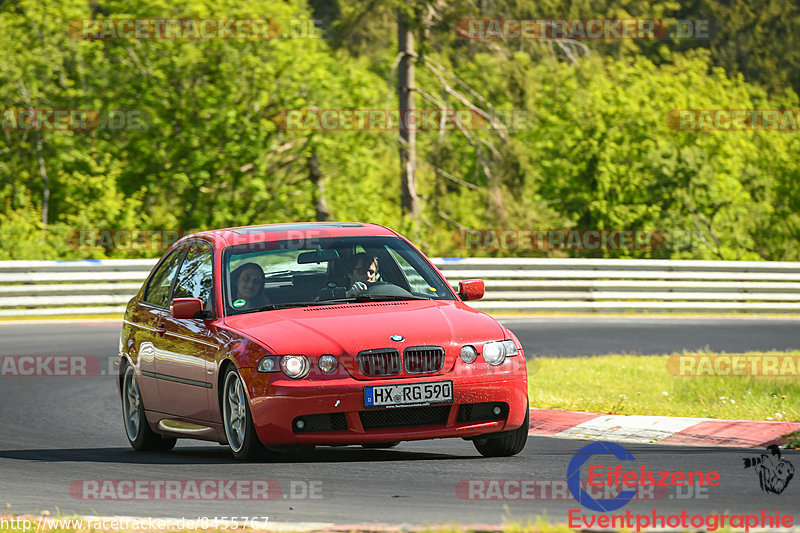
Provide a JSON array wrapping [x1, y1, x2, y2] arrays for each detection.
[[482, 340, 519, 366], [257, 356, 279, 373], [280, 355, 310, 379], [501, 340, 519, 357], [460, 345, 478, 364], [482, 342, 505, 365], [318, 354, 338, 374]]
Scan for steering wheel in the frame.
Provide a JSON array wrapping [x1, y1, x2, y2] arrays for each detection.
[[365, 281, 414, 297]]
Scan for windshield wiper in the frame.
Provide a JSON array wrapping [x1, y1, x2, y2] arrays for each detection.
[[243, 295, 432, 313], [248, 302, 324, 312], [359, 294, 431, 301], [320, 294, 431, 304]]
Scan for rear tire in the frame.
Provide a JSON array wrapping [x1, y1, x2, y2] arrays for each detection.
[[221, 367, 269, 461], [121, 363, 176, 452], [473, 403, 529, 457]]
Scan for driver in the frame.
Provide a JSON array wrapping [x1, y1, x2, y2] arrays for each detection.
[[346, 252, 380, 297]]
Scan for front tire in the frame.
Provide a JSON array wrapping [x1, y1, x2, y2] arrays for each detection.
[[473, 403, 529, 457], [121, 364, 176, 451], [222, 367, 268, 461]]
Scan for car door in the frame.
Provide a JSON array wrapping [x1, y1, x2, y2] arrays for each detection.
[[132, 246, 188, 414], [155, 241, 218, 422]]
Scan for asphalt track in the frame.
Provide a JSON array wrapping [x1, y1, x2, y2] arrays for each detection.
[[0, 318, 798, 526], [502, 316, 800, 357]]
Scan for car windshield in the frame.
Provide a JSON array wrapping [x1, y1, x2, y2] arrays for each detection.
[[223, 235, 455, 315]]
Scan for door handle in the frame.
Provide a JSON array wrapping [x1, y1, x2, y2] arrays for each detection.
[[155, 326, 167, 336]]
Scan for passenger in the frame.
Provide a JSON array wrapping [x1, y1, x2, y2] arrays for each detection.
[[230, 263, 269, 310], [345, 252, 380, 297]]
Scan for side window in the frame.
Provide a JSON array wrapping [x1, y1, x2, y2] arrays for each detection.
[[174, 243, 214, 312], [143, 248, 186, 308]]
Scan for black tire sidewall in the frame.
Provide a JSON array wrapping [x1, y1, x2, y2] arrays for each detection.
[[474, 400, 529, 457]]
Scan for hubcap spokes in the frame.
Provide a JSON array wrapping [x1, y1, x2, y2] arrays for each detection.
[[225, 374, 247, 451], [123, 369, 141, 438]]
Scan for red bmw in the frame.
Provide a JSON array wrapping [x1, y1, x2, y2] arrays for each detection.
[[116, 223, 529, 460]]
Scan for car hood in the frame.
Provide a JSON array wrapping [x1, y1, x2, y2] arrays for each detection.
[[222, 300, 505, 358]]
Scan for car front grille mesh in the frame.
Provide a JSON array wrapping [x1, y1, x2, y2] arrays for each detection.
[[359, 405, 451, 430]]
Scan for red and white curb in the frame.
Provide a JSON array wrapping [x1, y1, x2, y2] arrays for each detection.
[[528, 408, 800, 447]]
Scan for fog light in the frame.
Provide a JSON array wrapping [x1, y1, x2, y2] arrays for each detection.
[[493, 406, 502, 416], [296, 419, 305, 430]]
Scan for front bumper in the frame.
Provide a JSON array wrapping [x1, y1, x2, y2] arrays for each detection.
[[239, 369, 528, 446]]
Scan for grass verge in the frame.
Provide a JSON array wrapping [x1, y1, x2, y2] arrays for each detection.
[[527, 351, 800, 421]]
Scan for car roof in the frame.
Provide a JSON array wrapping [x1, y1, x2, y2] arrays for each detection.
[[182, 222, 399, 248]]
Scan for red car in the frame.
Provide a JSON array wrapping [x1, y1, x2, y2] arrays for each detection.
[[116, 223, 529, 460]]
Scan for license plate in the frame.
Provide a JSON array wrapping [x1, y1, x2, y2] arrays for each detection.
[[364, 380, 453, 408]]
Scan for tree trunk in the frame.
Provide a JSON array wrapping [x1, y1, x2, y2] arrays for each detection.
[[308, 152, 330, 221], [397, 11, 420, 219], [35, 131, 50, 239]]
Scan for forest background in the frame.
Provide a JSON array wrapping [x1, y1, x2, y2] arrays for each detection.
[[1, 0, 798, 260]]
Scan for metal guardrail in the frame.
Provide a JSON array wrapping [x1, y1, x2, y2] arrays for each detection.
[[0, 259, 156, 317], [1, 258, 800, 317], [435, 258, 800, 312]]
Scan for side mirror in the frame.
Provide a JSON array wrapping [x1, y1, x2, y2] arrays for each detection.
[[458, 279, 485, 301], [172, 297, 204, 319]]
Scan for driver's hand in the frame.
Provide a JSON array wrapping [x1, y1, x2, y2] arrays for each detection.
[[346, 281, 368, 297]]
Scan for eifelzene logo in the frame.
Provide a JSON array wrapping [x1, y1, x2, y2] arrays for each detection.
[[567, 441, 720, 513]]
